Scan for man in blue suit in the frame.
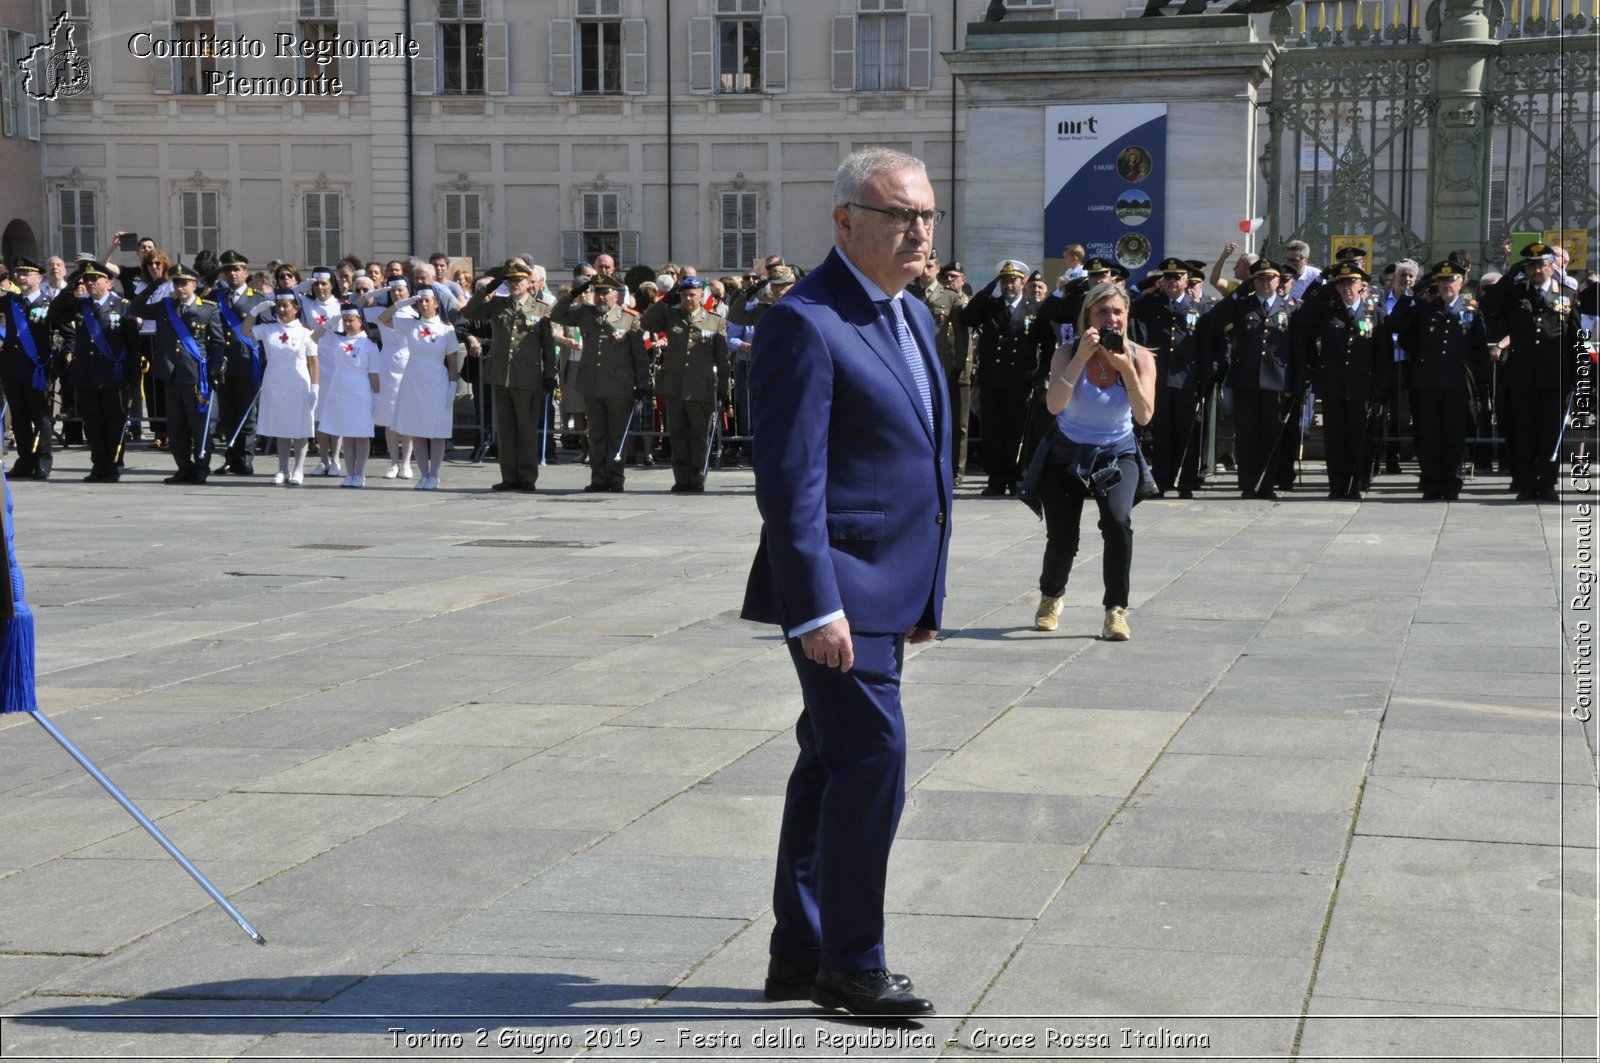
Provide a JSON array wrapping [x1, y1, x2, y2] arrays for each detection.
[[741, 147, 952, 1018]]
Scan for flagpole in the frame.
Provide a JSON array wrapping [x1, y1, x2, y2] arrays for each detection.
[[26, 709, 267, 945]]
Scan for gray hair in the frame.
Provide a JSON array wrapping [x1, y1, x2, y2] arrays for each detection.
[[1285, 239, 1311, 255], [833, 147, 928, 208], [1395, 258, 1421, 275]]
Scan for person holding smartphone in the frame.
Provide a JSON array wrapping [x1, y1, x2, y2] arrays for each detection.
[[1026, 282, 1156, 641]]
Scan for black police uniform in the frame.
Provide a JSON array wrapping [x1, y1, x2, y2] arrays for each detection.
[[1480, 269, 1582, 499], [0, 281, 56, 478], [1392, 292, 1490, 499], [46, 281, 138, 482], [1293, 290, 1391, 498], [128, 285, 227, 482], [1131, 285, 1207, 495], [209, 280, 264, 474], [961, 278, 1048, 493], [1205, 284, 1296, 498]]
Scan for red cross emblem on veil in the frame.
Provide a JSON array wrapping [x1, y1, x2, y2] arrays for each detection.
[[420, 326, 433, 340], [277, 332, 289, 343]]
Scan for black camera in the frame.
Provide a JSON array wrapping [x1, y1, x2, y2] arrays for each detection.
[[1099, 327, 1124, 353], [119, 233, 139, 252]]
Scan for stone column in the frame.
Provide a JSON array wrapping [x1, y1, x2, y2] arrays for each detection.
[[945, 17, 1277, 277], [1426, 0, 1496, 264]]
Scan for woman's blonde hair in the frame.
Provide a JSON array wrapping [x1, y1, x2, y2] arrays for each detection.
[[1074, 282, 1128, 340]]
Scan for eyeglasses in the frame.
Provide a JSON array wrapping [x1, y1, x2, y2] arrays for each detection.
[[847, 203, 946, 232]]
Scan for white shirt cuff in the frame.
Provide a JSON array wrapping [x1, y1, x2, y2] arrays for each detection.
[[787, 610, 845, 640]]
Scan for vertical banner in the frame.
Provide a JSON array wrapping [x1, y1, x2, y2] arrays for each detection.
[[1045, 104, 1168, 281]]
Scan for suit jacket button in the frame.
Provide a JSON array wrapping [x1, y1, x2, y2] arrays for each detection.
[[935, 512, 945, 525]]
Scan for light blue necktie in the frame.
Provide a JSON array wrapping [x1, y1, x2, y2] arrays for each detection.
[[887, 296, 934, 431]]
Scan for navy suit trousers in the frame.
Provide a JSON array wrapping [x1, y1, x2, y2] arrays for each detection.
[[772, 632, 907, 973]]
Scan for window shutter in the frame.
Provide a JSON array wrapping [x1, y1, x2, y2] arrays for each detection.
[[1, 33, 14, 140], [560, 231, 581, 268], [411, 21, 436, 95], [620, 231, 640, 271], [304, 195, 321, 264], [831, 15, 855, 92], [548, 18, 574, 95], [214, 20, 236, 77], [621, 18, 647, 95], [150, 20, 174, 93], [338, 19, 361, 93], [484, 21, 508, 95], [276, 20, 298, 79], [688, 16, 713, 94], [762, 15, 788, 93], [906, 12, 932, 91]]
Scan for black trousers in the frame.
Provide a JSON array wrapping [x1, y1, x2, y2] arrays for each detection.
[[1037, 456, 1138, 609], [1233, 387, 1286, 495], [978, 377, 1029, 489], [165, 378, 210, 479], [1507, 384, 1562, 494], [216, 375, 257, 471], [1413, 388, 1468, 497], [1, 374, 53, 475], [78, 386, 127, 477], [665, 397, 714, 488], [1150, 384, 1200, 492], [1322, 396, 1370, 497]]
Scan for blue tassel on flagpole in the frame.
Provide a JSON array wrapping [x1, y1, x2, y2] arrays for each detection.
[[0, 600, 38, 714]]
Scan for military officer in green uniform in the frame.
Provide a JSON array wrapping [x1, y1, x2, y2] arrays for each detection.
[[641, 276, 730, 493], [462, 259, 559, 493], [916, 259, 972, 483], [555, 273, 650, 492]]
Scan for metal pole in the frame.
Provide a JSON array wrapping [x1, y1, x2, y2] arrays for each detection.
[[613, 400, 639, 464], [27, 709, 266, 946], [196, 392, 216, 460], [225, 388, 261, 452], [539, 390, 550, 466]]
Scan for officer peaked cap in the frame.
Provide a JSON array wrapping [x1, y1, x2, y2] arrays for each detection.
[[219, 250, 250, 267]]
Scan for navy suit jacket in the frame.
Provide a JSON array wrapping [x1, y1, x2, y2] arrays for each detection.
[[740, 248, 953, 636]]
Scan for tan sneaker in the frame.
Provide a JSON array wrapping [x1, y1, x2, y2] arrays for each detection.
[[1102, 606, 1131, 641], [1034, 595, 1063, 632]]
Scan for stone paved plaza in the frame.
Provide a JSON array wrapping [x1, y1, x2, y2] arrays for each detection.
[[0, 443, 1593, 1061]]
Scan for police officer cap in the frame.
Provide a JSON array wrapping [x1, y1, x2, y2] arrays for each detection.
[[1026, 270, 1044, 284], [1108, 262, 1131, 282], [1519, 241, 1555, 263], [677, 275, 705, 291], [500, 259, 532, 279], [1431, 260, 1466, 280], [1250, 259, 1283, 278], [997, 259, 1029, 279], [768, 265, 798, 286], [76, 262, 110, 280], [1084, 257, 1117, 275], [1335, 245, 1367, 261], [591, 273, 623, 291], [10, 256, 42, 274], [939, 261, 964, 278], [1328, 260, 1370, 284], [1184, 258, 1208, 277], [219, 249, 249, 267], [169, 263, 199, 282], [1156, 257, 1189, 277]]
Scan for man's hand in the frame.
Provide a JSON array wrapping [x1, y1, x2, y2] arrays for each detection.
[[906, 627, 938, 645], [801, 618, 854, 672]]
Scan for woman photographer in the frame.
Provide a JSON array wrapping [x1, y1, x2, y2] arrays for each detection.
[[1028, 282, 1156, 641]]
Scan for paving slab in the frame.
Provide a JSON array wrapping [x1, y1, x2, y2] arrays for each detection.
[[0, 451, 1590, 1060]]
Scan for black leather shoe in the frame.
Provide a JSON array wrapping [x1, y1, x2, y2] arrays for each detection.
[[163, 472, 194, 485], [811, 968, 933, 1017], [583, 483, 606, 493], [980, 484, 1006, 497], [1256, 488, 1279, 501], [514, 483, 538, 493], [490, 481, 517, 491], [764, 957, 913, 1001], [29, 468, 50, 481]]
